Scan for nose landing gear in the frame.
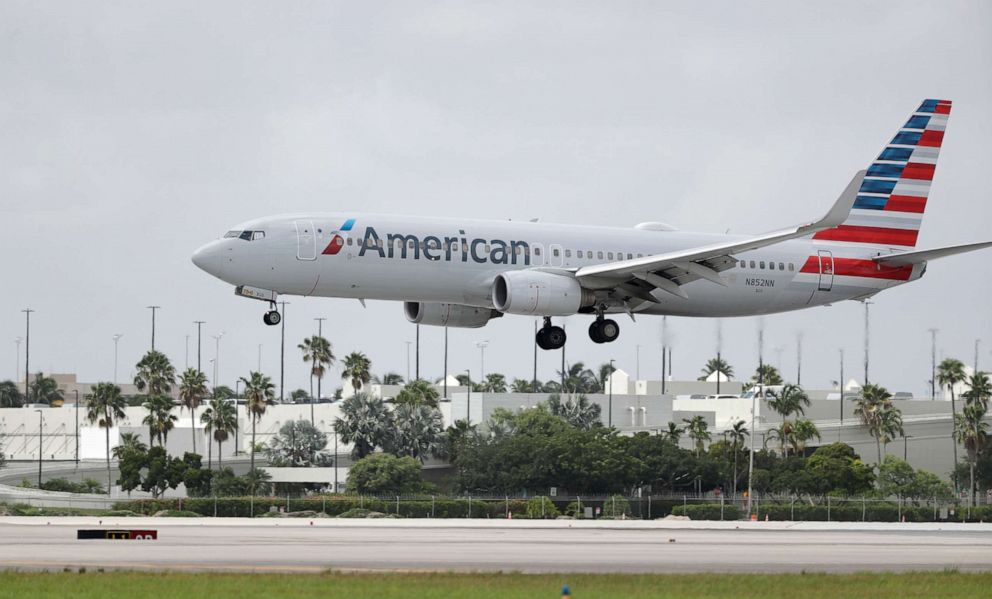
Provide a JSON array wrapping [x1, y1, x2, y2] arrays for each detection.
[[589, 316, 620, 344], [263, 303, 282, 326], [536, 317, 566, 350]]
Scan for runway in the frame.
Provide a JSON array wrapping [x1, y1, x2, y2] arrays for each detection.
[[1, 518, 990, 574]]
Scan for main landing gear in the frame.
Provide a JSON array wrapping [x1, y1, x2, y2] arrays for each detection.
[[588, 316, 620, 344], [263, 303, 282, 326], [536, 317, 566, 351]]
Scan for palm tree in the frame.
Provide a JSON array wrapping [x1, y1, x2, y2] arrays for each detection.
[[393, 403, 444, 462], [598, 362, 617, 393], [954, 402, 989, 505], [394, 379, 441, 408], [790, 418, 822, 455], [299, 335, 334, 424], [664, 421, 683, 444], [698, 357, 734, 381], [854, 383, 894, 464], [373, 372, 405, 385], [479, 373, 508, 393], [28, 373, 64, 405], [201, 398, 238, 469], [766, 420, 795, 457], [240, 371, 275, 475], [111, 432, 147, 459], [767, 384, 810, 418], [341, 351, 372, 394], [937, 357, 967, 487], [142, 395, 177, 447], [879, 404, 905, 456], [548, 393, 602, 429], [334, 392, 395, 459], [557, 362, 599, 393], [0, 380, 22, 407], [133, 350, 176, 396], [725, 419, 749, 494], [178, 368, 208, 454], [963, 372, 992, 411], [749, 364, 784, 388], [86, 382, 127, 495], [682, 415, 711, 456], [511, 378, 535, 393]]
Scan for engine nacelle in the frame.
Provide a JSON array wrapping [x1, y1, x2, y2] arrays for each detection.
[[404, 302, 500, 328], [492, 270, 594, 316]]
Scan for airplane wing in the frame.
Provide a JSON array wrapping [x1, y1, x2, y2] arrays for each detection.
[[575, 170, 865, 301], [873, 240, 992, 266]]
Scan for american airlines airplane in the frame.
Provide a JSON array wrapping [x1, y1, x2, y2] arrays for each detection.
[[193, 99, 990, 351]]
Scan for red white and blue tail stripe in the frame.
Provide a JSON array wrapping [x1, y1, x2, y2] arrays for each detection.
[[813, 99, 951, 248]]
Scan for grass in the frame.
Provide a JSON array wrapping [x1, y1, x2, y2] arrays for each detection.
[[1, 570, 990, 598]]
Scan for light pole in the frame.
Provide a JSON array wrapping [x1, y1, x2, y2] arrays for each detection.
[[234, 379, 241, 455], [863, 301, 872, 385], [113, 334, 123, 384], [405, 341, 412, 382], [661, 316, 668, 396], [314, 318, 326, 401], [14, 337, 21, 383], [928, 328, 938, 399], [22, 309, 33, 401], [74, 390, 79, 465], [635, 345, 641, 381], [476, 340, 489, 383], [715, 320, 723, 394], [444, 327, 449, 399], [415, 324, 420, 381], [279, 301, 288, 403], [608, 359, 615, 428], [904, 435, 912, 460], [796, 332, 803, 387], [747, 323, 763, 514], [213, 333, 225, 394], [194, 321, 206, 376], [975, 339, 981, 374], [35, 409, 43, 488], [465, 369, 472, 424], [839, 349, 845, 426], [147, 305, 161, 351]]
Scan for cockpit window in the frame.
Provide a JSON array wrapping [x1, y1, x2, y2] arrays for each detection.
[[239, 231, 253, 241], [227, 230, 265, 241], [252, 231, 265, 241], [224, 231, 241, 238]]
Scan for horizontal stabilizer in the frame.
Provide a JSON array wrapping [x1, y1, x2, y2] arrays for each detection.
[[873, 241, 992, 266]]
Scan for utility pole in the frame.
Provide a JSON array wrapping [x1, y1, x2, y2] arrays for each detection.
[[315, 318, 326, 401], [35, 410, 44, 487], [532, 321, 538, 392], [974, 338, 980, 374], [194, 321, 205, 376], [839, 349, 845, 425], [796, 332, 803, 387], [748, 323, 763, 514], [661, 316, 667, 396], [444, 327, 449, 399], [716, 320, 722, 394], [863, 301, 872, 386], [928, 328, 938, 399], [147, 305, 161, 351], [22, 309, 33, 401], [279, 301, 288, 403], [465, 369, 472, 424], [636, 345, 642, 381], [213, 333, 225, 393], [608, 358, 615, 428], [415, 324, 420, 380], [74, 390, 79, 466], [405, 341, 412, 382], [113, 334, 123, 384], [476, 340, 489, 383]]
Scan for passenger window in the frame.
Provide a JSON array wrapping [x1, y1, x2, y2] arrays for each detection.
[[788, 263, 795, 271], [565, 250, 571, 257], [534, 247, 541, 255], [346, 237, 353, 246], [769, 262, 775, 270], [779, 262, 785, 270], [627, 253, 633, 259], [750, 260, 756, 268], [608, 252, 614, 260], [552, 248, 559, 257], [586, 251, 593, 259], [637, 253, 643, 258], [597, 251, 604, 259], [759, 261, 766, 269]]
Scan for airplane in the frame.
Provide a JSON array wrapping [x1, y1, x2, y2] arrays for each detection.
[[193, 99, 992, 351]]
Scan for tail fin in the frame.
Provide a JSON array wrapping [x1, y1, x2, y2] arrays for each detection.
[[813, 99, 951, 248]]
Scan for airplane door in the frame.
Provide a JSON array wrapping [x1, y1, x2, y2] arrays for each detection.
[[296, 220, 317, 261], [817, 250, 834, 291], [549, 243, 564, 267]]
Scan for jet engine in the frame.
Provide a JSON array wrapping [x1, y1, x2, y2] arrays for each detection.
[[404, 302, 501, 328], [492, 270, 594, 316]]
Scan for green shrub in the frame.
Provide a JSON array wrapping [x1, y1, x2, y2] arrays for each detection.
[[153, 510, 201, 517], [670, 504, 742, 521], [564, 501, 587, 518], [525, 496, 560, 519], [600, 495, 632, 519]]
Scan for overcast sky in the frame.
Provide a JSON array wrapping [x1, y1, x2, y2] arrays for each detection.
[[2, 1, 991, 398]]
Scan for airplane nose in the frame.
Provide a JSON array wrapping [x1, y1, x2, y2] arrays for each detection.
[[191, 241, 225, 276]]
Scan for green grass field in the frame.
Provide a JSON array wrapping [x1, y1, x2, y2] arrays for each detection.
[[2, 570, 990, 598]]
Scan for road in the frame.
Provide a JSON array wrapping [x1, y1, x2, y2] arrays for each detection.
[[1, 518, 991, 573]]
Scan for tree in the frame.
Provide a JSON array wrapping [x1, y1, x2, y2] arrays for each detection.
[[682, 415, 711, 456], [290, 388, 309, 403], [725, 419, 749, 494], [86, 382, 127, 495], [393, 404, 445, 462], [937, 357, 967, 487], [335, 392, 395, 459], [748, 364, 783, 389], [455, 373, 472, 387], [799, 443, 875, 496], [766, 420, 794, 457], [511, 378, 536, 393], [28, 373, 64, 405], [767, 384, 810, 418], [698, 357, 733, 381], [201, 397, 237, 469], [299, 335, 334, 422], [439, 419, 477, 463], [112, 432, 147, 459], [479, 373, 508, 393], [547, 393, 602, 430], [790, 418, 821, 455], [133, 350, 176, 396], [142, 395, 177, 448], [598, 362, 617, 393], [964, 372, 992, 411], [954, 402, 989, 505], [854, 383, 899, 465], [265, 419, 332, 467], [0, 380, 22, 407], [178, 368, 208, 454], [394, 379, 441, 408], [346, 453, 428, 495], [877, 456, 953, 500], [213, 385, 236, 400], [664, 422, 684, 444], [373, 372, 404, 386], [341, 351, 372, 394], [240, 371, 275, 478], [558, 362, 599, 393]]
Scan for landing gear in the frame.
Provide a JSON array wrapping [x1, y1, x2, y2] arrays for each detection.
[[263, 306, 281, 326], [588, 316, 620, 344], [536, 317, 566, 350]]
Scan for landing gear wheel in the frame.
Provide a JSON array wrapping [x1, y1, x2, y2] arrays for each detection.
[[536, 327, 550, 350], [544, 326, 566, 350], [263, 310, 281, 326], [589, 318, 620, 343]]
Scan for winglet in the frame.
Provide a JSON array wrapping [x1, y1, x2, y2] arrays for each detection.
[[803, 170, 865, 233]]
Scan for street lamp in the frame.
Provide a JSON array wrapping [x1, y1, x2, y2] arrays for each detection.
[[22, 309, 33, 401], [465, 369, 472, 424], [147, 305, 161, 351], [113, 334, 123, 384], [476, 340, 489, 382], [608, 359, 615, 428], [213, 332, 225, 395], [35, 409, 43, 488], [74, 390, 79, 465]]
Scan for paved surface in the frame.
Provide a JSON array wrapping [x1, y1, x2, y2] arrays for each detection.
[[1, 518, 990, 573]]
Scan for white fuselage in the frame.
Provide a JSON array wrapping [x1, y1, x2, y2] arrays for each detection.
[[192, 213, 923, 318]]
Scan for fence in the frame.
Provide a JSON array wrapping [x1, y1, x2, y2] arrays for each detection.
[[3, 491, 991, 522]]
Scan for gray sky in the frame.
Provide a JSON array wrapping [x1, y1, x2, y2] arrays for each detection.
[[2, 1, 991, 397]]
